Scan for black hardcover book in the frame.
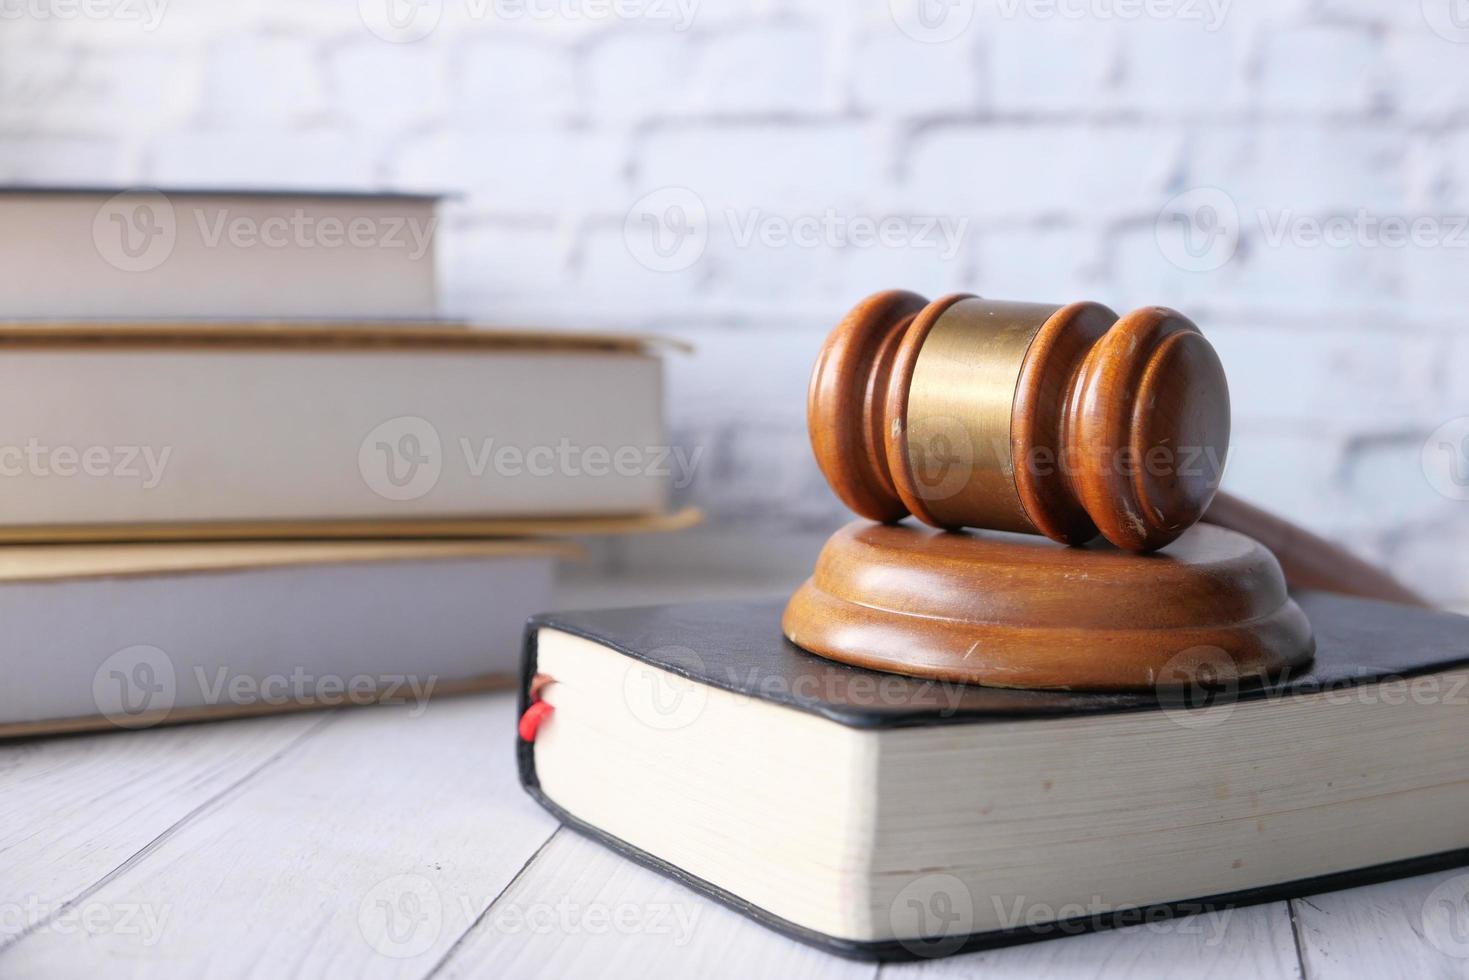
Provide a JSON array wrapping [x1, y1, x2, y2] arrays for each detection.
[[517, 592, 1469, 961]]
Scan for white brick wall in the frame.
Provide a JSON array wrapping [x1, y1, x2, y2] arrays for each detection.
[[2, 0, 1467, 602]]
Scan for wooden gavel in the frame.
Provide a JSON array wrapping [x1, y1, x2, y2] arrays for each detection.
[[810, 290, 1427, 605]]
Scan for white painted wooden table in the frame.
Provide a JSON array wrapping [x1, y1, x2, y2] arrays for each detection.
[[2, 569, 1467, 979]]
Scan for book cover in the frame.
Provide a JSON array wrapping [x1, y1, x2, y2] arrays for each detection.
[[517, 593, 1469, 960]]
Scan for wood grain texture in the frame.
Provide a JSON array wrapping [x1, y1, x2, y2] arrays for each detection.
[[1010, 300, 1116, 545], [0, 697, 559, 979], [3, 687, 1460, 976], [807, 289, 1420, 606], [881, 292, 972, 530], [0, 712, 326, 950], [882, 904, 1302, 980], [1064, 306, 1230, 553], [783, 520, 1313, 690], [807, 291, 1230, 553], [806, 289, 927, 523], [437, 830, 875, 980], [1291, 871, 1469, 979]]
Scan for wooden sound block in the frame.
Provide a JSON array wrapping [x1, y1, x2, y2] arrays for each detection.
[[782, 520, 1315, 691]]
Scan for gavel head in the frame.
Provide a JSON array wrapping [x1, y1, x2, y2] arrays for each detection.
[[808, 291, 1231, 553]]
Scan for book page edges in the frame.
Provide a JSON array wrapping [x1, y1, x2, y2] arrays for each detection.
[[0, 673, 516, 740], [0, 321, 693, 355], [0, 507, 702, 556]]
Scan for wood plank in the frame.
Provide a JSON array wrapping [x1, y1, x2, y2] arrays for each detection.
[[1292, 870, 1469, 979], [0, 710, 328, 948], [0, 694, 558, 979], [883, 903, 1301, 980], [436, 829, 876, 980]]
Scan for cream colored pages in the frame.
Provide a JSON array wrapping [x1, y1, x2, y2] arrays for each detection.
[[0, 549, 557, 735], [0, 347, 670, 526], [0, 192, 439, 319]]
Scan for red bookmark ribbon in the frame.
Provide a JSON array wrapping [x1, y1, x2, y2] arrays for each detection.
[[518, 673, 557, 742], [518, 701, 554, 742]]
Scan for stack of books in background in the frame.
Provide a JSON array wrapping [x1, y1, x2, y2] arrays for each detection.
[[0, 187, 695, 737]]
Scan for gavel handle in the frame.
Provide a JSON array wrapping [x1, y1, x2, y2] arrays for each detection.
[[1204, 492, 1429, 607]]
